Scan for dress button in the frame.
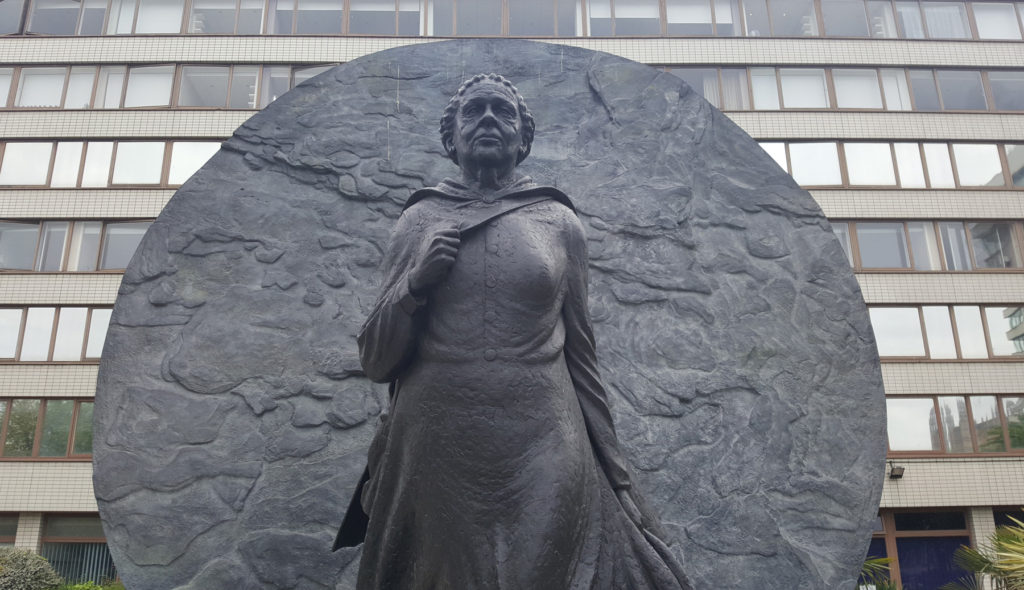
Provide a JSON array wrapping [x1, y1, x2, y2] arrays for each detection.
[[487, 243, 499, 253], [485, 277, 497, 288], [484, 349, 497, 361]]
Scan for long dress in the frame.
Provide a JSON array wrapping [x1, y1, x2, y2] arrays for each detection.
[[352, 177, 690, 590]]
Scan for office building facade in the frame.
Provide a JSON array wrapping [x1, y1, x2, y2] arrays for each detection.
[[1, 1, 1022, 586]]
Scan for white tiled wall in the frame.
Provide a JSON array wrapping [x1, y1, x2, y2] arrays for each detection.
[[813, 190, 1024, 220], [0, 189, 173, 218], [13, 512, 43, 551], [0, 274, 122, 305], [857, 274, 1024, 305], [0, 365, 99, 397], [881, 458, 1024, 508], [0, 463, 97, 512], [882, 362, 1024, 395]]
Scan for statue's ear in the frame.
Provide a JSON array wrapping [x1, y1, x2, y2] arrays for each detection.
[[442, 137, 457, 162]]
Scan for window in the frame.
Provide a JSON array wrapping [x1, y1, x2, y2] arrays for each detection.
[[750, 68, 780, 109], [769, 0, 819, 35], [887, 395, 1024, 454], [856, 222, 909, 267], [871, 510, 970, 589], [989, 72, 1024, 111], [952, 144, 1003, 187], [0, 514, 16, 546], [908, 70, 940, 110], [833, 69, 882, 109], [869, 304, 1024, 359], [670, 68, 721, 107], [0, 220, 152, 272], [0, 0, 27, 34], [880, 69, 911, 110], [867, 0, 898, 36], [1008, 145, 1024, 188], [936, 70, 987, 111], [822, 0, 870, 36], [972, 2, 1022, 39], [455, 0, 501, 35], [788, 142, 841, 185], [665, 0, 713, 34], [123, 65, 174, 108], [920, 0, 969, 37], [0, 307, 112, 362], [779, 68, 829, 108], [844, 143, 896, 185], [0, 143, 52, 186], [40, 515, 116, 584], [0, 399, 94, 458]]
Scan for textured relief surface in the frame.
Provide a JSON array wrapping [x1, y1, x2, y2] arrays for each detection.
[[95, 40, 885, 590]]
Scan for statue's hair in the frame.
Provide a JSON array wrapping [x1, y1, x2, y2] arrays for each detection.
[[439, 73, 535, 166]]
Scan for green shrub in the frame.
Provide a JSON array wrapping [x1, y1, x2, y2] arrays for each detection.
[[0, 547, 64, 590], [56, 582, 124, 590]]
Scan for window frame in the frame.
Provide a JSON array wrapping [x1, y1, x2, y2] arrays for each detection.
[[886, 394, 1024, 457], [0, 306, 112, 363], [0, 219, 154, 273], [869, 303, 1024, 361], [872, 509, 974, 586], [0, 398, 95, 460]]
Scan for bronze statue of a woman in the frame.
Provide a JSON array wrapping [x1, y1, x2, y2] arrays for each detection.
[[336, 73, 691, 590]]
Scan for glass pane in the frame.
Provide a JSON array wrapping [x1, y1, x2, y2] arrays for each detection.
[[38, 399, 73, 456], [908, 70, 939, 110], [714, 0, 741, 34], [428, 0, 452, 34], [789, 142, 841, 185], [937, 396, 971, 452], [894, 143, 926, 187], [984, 307, 1021, 357], [0, 222, 40, 271], [894, 511, 966, 530], [880, 69, 911, 110], [867, 0, 897, 36], [44, 515, 105, 538], [123, 65, 174, 108], [613, 0, 661, 34], [188, 0, 237, 33], [953, 305, 987, 358], [845, 143, 896, 185], [0, 68, 11, 107], [0, 514, 16, 537], [923, 143, 954, 188], [68, 221, 102, 272], [179, 66, 230, 107], [1007, 145, 1024, 187], [833, 69, 882, 108], [922, 1, 969, 37], [897, 537, 971, 589], [968, 222, 1020, 269], [973, 396, 1005, 451], [869, 307, 925, 356], [35, 221, 69, 271], [81, 142, 113, 187], [16, 67, 65, 108], [85, 309, 111, 358], [720, 68, 749, 109], [94, 66, 126, 109], [0, 142, 53, 186], [100, 223, 149, 269], [821, 0, 869, 36], [831, 222, 854, 265], [27, 0, 79, 34], [294, 0, 343, 33], [936, 70, 987, 110], [907, 222, 941, 270], [0, 309, 23, 358], [237, 0, 264, 32], [886, 397, 939, 450], [894, 0, 924, 37], [79, 0, 108, 33], [938, 222, 971, 270], [111, 142, 165, 185], [666, 0, 713, 34], [994, 509, 1024, 527], [398, 0, 423, 35], [0, 0, 27, 33], [770, 0, 818, 34], [671, 68, 720, 107], [952, 144, 1004, 186], [742, 0, 770, 35], [2, 399, 40, 457], [168, 142, 219, 185], [508, 0, 554, 35], [63, 67, 94, 108], [229, 66, 259, 108], [292, 65, 332, 86], [106, 0, 138, 34], [259, 66, 291, 108], [51, 141, 82, 188], [779, 68, 830, 109], [1004, 397, 1024, 449], [52, 307, 87, 361], [759, 142, 787, 169], [72, 402, 93, 455], [973, 2, 1022, 38], [857, 222, 909, 268], [922, 306, 956, 358], [750, 68, 779, 109], [457, 0, 500, 34], [989, 72, 1024, 111], [134, 0, 185, 32]]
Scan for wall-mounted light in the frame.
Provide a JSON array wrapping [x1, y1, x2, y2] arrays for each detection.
[[888, 461, 905, 480]]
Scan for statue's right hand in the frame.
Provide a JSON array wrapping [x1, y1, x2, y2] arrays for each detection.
[[408, 226, 461, 296]]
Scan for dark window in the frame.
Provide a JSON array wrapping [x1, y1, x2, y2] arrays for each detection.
[[41, 515, 116, 584], [993, 509, 1024, 528], [896, 537, 970, 589], [822, 0, 870, 36], [0, 0, 27, 34], [936, 70, 987, 110], [908, 70, 939, 110], [989, 72, 1024, 111], [456, 0, 501, 35]]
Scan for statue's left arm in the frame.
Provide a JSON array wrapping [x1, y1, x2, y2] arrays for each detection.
[[561, 213, 633, 492]]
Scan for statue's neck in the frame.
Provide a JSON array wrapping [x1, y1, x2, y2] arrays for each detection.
[[460, 165, 519, 197]]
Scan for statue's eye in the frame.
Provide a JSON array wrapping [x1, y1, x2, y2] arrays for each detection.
[[463, 105, 480, 116], [498, 106, 516, 118]]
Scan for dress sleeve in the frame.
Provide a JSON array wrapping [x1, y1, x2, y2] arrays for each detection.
[[562, 214, 633, 490], [357, 208, 427, 384]]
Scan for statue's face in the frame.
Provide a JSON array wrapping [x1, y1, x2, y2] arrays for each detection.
[[452, 81, 524, 170]]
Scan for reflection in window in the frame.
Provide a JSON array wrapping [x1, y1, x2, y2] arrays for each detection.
[[867, 0, 898, 36], [1007, 145, 1024, 188], [972, 2, 1022, 39], [351, 0, 399, 34], [954, 306, 988, 358], [833, 69, 882, 109], [0, 307, 111, 361], [0, 69, 12, 106], [831, 222, 853, 265], [0, 222, 38, 270], [989, 72, 1024, 111], [870, 307, 925, 356], [99, 222, 150, 269], [0, 220, 151, 272], [134, 0, 185, 33], [974, 396, 1005, 451], [908, 70, 939, 110], [952, 144, 1003, 187], [886, 397, 938, 451], [922, 144, 954, 188], [969, 222, 1021, 269], [936, 70, 987, 110], [939, 222, 971, 271], [770, 0, 818, 35], [1005, 398, 1024, 449], [0, 399, 94, 459], [0, 143, 52, 186], [845, 143, 895, 185], [984, 307, 1022, 357], [789, 143, 841, 185], [938, 396, 970, 453], [893, 143, 925, 187], [922, 306, 956, 358], [0, 310, 21, 358], [672, 68, 720, 107], [906, 222, 941, 270], [27, 0, 80, 34]]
